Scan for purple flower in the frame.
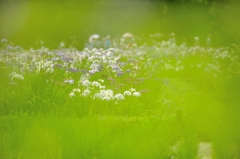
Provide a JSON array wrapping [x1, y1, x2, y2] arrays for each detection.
[[51, 57, 59, 61], [67, 68, 78, 73], [89, 69, 99, 75], [53, 64, 62, 68], [116, 72, 123, 76]]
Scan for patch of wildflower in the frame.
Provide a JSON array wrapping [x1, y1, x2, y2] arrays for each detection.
[[2, 38, 240, 103]]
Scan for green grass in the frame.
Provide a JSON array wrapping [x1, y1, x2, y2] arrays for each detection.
[[0, 116, 180, 159]]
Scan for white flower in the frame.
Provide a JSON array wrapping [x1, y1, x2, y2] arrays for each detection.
[[64, 79, 74, 84], [60, 42, 65, 47], [18, 75, 24, 80], [94, 93, 103, 99], [95, 89, 114, 100], [123, 91, 132, 96], [102, 96, 111, 101], [91, 81, 101, 87], [9, 72, 17, 77], [99, 86, 106, 90], [133, 66, 139, 70], [98, 79, 104, 83], [82, 80, 91, 87], [133, 92, 141, 97], [82, 89, 91, 97], [69, 92, 75, 98], [46, 68, 54, 73], [12, 74, 24, 80], [73, 88, 81, 93], [43, 60, 53, 68], [1, 38, 8, 43], [115, 93, 125, 100], [194, 36, 199, 40], [104, 89, 113, 98], [130, 88, 136, 92], [93, 59, 100, 63]]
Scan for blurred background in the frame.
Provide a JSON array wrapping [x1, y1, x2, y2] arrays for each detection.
[[0, 0, 240, 49]]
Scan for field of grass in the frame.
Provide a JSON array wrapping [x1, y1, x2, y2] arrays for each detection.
[[1, 41, 240, 158]]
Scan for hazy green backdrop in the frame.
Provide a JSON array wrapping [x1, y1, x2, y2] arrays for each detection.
[[0, 0, 240, 49]]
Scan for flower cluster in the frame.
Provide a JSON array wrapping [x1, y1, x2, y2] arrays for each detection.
[[68, 74, 141, 101], [1, 38, 240, 102]]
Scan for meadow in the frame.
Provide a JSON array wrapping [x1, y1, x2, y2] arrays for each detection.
[[1, 39, 240, 159]]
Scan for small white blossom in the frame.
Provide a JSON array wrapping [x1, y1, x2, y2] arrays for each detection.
[[102, 96, 111, 101], [95, 89, 114, 100], [1, 38, 8, 43], [64, 79, 74, 84], [82, 80, 91, 87], [133, 92, 141, 97], [123, 91, 132, 96], [91, 81, 101, 87], [73, 88, 81, 93], [115, 93, 125, 100], [99, 86, 106, 90], [98, 79, 104, 83], [69, 92, 75, 98], [130, 88, 136, 92], [46, 68, 54, 73], [9, 72, 17, 78], [194, 36, 199, 40], [94, 93, 103, 99], [60, 42, 65, 47], [11, 74, 24, 80], [133, 66, 139, 70], [104, 89, 113, 98], [82, 89, 91, 97]]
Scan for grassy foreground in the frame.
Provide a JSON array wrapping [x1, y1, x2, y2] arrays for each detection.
[[1, 78, 239, 159]]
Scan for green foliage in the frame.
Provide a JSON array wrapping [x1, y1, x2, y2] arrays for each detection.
[[1, 0, 240, 48]]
